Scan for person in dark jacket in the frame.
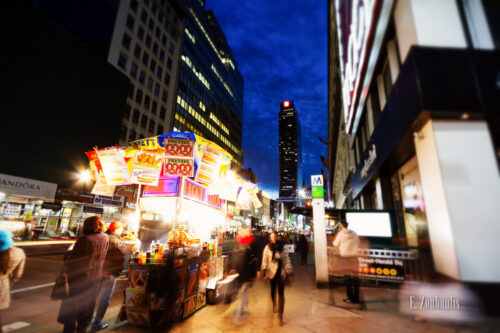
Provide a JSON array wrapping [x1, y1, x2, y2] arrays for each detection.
[[91, 221, 127, 332], [230, 227, 258, 325], [297, 235, 309, 265], [253, 231, 269, 268], [58, 216, 109, 333]]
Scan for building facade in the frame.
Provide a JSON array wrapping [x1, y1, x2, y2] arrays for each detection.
[[279, 100, 303, 198], [34, 0, 187, 145], [108, 0, 186, 144], [328, 0, 500, 283], [171, 0, 244, 166]]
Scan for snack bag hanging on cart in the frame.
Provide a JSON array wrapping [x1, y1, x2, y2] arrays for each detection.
[[130, 149, 164, 186], [195, 144, 226, 185], [96, 147, 131, 185]]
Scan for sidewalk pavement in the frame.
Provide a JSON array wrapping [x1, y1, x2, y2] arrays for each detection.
[[102, 253, 499, 333], [6, 252, 499, 332]]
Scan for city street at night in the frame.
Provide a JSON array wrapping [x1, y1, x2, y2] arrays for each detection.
[[5, 250, 500, 333], [1, 0, 500, 332]]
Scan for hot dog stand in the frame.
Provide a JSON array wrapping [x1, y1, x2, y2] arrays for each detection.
[[83, 131, 261, 326]]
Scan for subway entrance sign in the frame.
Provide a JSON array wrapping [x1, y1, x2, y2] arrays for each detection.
[[312, 186, 324, 198], [311, 175, 324, 198]]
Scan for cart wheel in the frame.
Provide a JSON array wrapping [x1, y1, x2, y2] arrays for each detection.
[[207, 289, 217, 305]]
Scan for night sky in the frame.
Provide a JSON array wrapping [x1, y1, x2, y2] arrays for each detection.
[[208, 0, 328, 198]]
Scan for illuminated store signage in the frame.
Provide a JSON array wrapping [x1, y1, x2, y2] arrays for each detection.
[[360, 144, 377, 179], [336, 0, 382, 133], [143, 177, 180, 197]]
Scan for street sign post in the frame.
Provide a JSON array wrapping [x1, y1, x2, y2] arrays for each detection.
[[311, 175, 328, 286]]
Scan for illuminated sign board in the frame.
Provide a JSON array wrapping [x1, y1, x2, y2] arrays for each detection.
[[311, 175, 324, 198], [143, 177, 224, 208], [336, 0, 389, 133], [142, 177, 180, 196], [182, 177, 207, 203]]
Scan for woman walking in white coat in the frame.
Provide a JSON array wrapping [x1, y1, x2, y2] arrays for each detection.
[[0, 230, 26, 333], [261, 231, 293, 325]]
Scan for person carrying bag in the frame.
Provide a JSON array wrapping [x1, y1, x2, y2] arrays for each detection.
[[50, 264, 69, 300], [261, 231, 293, 326]]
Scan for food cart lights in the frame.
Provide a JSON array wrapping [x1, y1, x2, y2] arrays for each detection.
[[79, 170, 91, 183], [128, 210, 141, 233]]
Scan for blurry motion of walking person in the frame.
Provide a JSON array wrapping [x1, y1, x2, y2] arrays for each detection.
[[261, 232, 293, 325], [230, 228, 258, 325], [58, 216, 109, 333], [297, 235, 309, 265], [91, 221, 128, 332], [333, 220, 365, 308], [0, 230, 26, 333]]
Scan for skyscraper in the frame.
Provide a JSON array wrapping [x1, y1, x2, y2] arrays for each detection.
[[32, 0, 243, 166], [279, 100, 302, 198], [33, 0, 187, 145], [172, 0, 244, 166]]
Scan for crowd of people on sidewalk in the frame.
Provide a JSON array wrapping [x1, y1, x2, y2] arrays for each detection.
[[0, 215, 366, 331]]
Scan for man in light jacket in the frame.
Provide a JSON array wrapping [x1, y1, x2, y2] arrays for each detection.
[[333, 220, 363, 306]]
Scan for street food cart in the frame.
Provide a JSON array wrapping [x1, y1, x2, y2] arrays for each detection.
[[123, 177, 226, 326], [83, 132, 261, 326]]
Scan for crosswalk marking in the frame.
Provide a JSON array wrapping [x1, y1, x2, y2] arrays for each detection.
[[2, 321, 30, 332], [11, 282, 55, 294]]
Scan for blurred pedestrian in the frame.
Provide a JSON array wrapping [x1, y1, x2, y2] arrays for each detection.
[[91, 221, 128, 332], [230, 228, 258, 325], [261, 231, 293, 325], [0, 230, 26, 333], [333, 220, 365, 309], [281, 232, 292, 245], [297, 235, 309, 265], [253, 231, 269, 268], [57, 216, 109, 333]]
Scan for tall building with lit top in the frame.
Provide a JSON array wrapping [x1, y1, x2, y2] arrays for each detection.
[[172, 0, 244, 166], [279, 100, 302, 198]]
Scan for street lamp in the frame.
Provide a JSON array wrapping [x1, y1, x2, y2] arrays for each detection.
[[78, 169, 91, 193], [79, 170, 91, 183]]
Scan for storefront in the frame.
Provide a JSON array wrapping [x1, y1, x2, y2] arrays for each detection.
[[329, 0, 500, 283], [0, 173, 57, 239], [347, 47, 500, 282]]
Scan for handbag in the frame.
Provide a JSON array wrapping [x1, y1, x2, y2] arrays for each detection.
[[50, 265, 69, 300]]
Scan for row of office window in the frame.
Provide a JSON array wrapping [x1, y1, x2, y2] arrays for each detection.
[[172, 114, 241, 167], [176, 95, 240, 157], [121, 119, 164, 144]]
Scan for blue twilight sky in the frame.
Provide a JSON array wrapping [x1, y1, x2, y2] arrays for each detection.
[[207, 0, 328, 198]]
